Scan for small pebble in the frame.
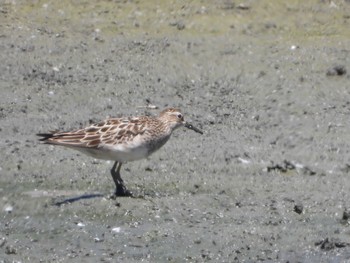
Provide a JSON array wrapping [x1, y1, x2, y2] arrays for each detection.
[[4, 205, 13, 213], [237, 3, 250, 10], [294, 204, 303, 214], [176, 21, 185, 30], [326, 65, 347, 76], [77, 222, 85, 228], [5, 245, 16, 255], [112, 227, 121, 233], [342, 209, 350, 220], [94, 237, 104, 242]]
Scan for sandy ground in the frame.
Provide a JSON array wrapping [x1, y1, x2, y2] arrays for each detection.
[[1, 0, 350, 262]]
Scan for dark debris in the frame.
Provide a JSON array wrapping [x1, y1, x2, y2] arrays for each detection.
[[315, 238, 350, 251]]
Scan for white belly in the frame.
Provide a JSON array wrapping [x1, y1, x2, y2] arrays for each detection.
[[71, 134, 170, 162], [74, 145, 150, 162]]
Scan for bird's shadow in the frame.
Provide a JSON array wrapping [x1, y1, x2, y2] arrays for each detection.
[[53, 193, 104, 206], [52, 192, 149, 206]]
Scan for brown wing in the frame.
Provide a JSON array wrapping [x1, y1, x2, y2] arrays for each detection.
[[37, 116, 154, 148], [92, 116, 152, 145], [37, 128, 93, 147]]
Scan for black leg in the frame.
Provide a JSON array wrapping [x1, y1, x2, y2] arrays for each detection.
[[110, 161, 132, 197]]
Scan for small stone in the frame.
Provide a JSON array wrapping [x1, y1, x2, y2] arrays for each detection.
[[77, 222, 85, 228], [5, 245, 16, 255], [237, 3, 250, 10], [342, 209, 350, 220], [94, 237, 104, 243], [326, 65, 347, 76], [294, 204, 303, 214], [4, 205, 13, 213], [111, 227, 121, 233], [194, 239, 201, 244], [169, 21, 185, 30], [176, 21, 185, 30]]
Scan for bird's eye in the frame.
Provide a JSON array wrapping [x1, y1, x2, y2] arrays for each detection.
[[177, 114, 183, 119]]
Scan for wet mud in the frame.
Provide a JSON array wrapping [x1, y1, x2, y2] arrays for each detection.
[[1, 0, 350, 262]]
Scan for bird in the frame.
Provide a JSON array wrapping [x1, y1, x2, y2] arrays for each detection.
[[37, 108, 203, 197]]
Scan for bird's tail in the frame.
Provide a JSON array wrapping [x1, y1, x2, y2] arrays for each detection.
[[36, 132, 56, 142]]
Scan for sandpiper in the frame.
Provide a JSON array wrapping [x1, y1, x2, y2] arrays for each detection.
[[37, 108, 203, 197]]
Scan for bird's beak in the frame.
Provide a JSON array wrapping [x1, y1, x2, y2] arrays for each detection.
[[184, 122, 203, 134]]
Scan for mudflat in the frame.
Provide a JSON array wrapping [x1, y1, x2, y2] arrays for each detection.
[[1, 1, 350, 262]]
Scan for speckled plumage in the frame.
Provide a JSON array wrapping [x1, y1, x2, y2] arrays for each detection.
[[37, 108, 203, 197]]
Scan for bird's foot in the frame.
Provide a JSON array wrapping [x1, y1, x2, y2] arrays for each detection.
[[108, 185, 133, 199]]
